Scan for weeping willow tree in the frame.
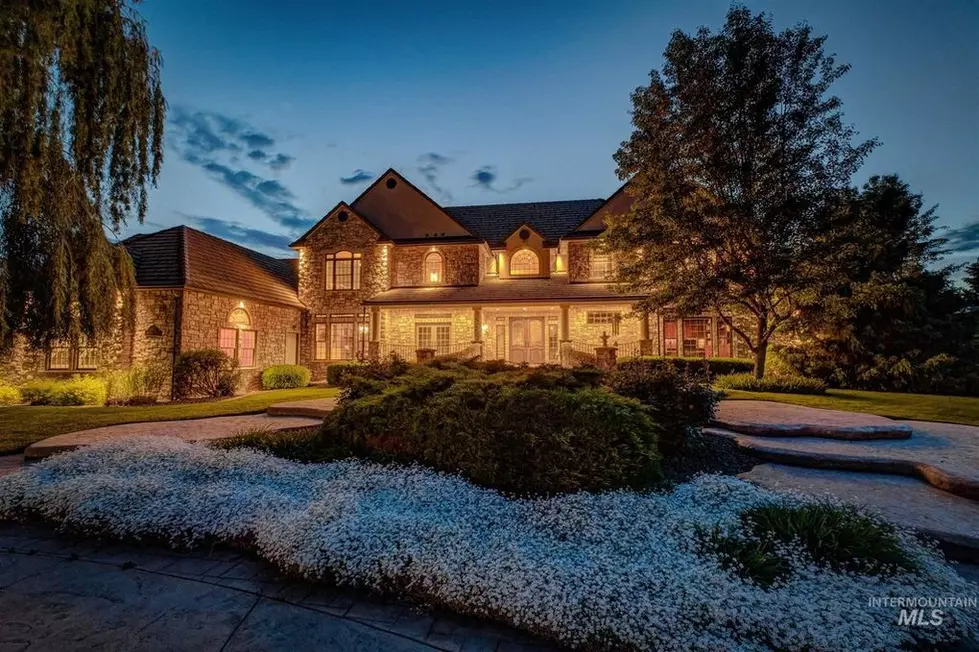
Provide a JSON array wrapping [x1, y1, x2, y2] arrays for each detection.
[[0, 0, 165, 351]]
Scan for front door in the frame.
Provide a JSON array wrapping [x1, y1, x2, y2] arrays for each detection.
[[284, 332, 298, 365], [510, 318, 545, 364]]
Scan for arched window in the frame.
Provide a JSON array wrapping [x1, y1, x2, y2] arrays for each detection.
[[509, 249, 540, 276], [424, 252, 444, 284], [325, 250, 362, 290], [228, 308, 251, 327]]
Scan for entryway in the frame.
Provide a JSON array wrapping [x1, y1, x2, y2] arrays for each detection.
[[509, 317, 544, 364]]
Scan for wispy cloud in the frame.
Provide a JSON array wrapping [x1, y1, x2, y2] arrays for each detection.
[[470, 165, 532, 193], [168, 106, 312, 232], [945, 219, 979, 253], [417, 152, 453, 201], [179, 212, 294, 256], [340, 169, 374, 185]]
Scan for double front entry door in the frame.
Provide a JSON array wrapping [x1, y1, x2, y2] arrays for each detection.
[[509, 317, 545, 365]]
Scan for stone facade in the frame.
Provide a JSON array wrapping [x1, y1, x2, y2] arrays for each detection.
[[567, 242, 592, 283], [180, 291, 302, 391], [390, 244, 480, 287]]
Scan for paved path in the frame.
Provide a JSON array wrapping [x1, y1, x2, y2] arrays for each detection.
[[715, 400, 912, 439], [24, 414, 322, 460], [743, 464, 979, 559], [266, 397, 338, 419], [0, 523, 557, 652]]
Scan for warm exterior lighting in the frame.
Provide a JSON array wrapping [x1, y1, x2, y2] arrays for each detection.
[[237, 300, 245, 309], [554, 253, 566, 273], [481, 323, 489, 333]]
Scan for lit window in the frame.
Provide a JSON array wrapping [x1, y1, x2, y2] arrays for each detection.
[[509, 249, 540, 276], [314, 323, 328, 360], [589, 251, 613, 280], [325, 251, 362, 290], [46, 337, 98, 371], [330, 319, 356, 360], [218, 327, 258, 367], [228, 308, 251, 327], [417, 323, 451, 356], [586, 311, 621, 335], [424, 252, 444, 284], [682, 318, 711, 357]]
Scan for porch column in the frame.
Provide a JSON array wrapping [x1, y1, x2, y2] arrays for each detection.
[[368, 306, 381, 360], [639, 310, 654, 356], [471, 306, 483, 358], [559, 304, 570, 341]]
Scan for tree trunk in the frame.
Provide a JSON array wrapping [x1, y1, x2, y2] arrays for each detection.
[[754, 317, 768, 379]]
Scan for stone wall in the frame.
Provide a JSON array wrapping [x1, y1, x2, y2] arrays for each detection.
[[390, 244, 480, 287], [130, 289, 182, 398], [295, 209, 385, 380], [567, 242, 591, 283], [569, 304, 642, 348], [381, 307, 474, 360], [180, 291, 302, 390]]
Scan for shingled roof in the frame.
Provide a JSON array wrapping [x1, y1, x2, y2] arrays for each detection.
[[123, 227, 302, 308], [444, 199, 606, 247]]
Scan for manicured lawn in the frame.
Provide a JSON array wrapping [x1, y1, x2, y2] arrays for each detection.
[[0, 387, 338, 455], [723, 388, 979, 426]]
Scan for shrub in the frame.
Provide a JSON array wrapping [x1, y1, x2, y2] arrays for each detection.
[[703, 503, 915, 587], [211, 426, 337, 461], [261, 364, 311, 389], [173, 349, 240, 399], [715, 373, 827, 395], [629, 356, 754, 379], [605, 359, 719, 454], [21, 376, 108, 406], [321, 365, 661, 494], [326, 361, 366, 386], [0, 383, 21, 406], [104, 365, 166, 405]]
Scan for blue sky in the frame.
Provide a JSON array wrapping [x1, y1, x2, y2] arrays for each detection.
[[128, 0, 979, 264]]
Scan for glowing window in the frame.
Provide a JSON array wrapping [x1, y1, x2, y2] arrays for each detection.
[[509, 249, 540, 276], [424, 252, 444, 284], [228, 308, 251, 327], [589, 251, 613, 280], [325, 251, 362, 290]]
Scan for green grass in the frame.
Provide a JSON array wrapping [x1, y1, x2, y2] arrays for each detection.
[[0, 387, 338, 455], [723, 387, 979, 426]]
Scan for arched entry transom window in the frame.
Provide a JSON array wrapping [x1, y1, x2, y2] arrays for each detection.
[[509, 249, 540, 276], [424, 251, 444, 284], [228, 307, 251, 327]]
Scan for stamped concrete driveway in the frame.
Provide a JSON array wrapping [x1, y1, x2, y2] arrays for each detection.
[[0, 524, 557, 652]]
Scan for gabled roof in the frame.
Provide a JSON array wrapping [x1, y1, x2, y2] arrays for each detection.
[[289, 201, 384, 247], [124, 226, 303, 308], [444, 199, 606, 247]]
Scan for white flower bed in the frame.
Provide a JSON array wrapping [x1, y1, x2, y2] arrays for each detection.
[[1, 437, 975, 651]]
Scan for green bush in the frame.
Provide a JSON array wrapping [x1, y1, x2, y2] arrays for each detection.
[[211, 426, 337, 461], [20, 376, 108, 406], [605, 359, 719, 454], [702, 503, 914, 586], [321, 365, 661, 494], [715, 373, 827, 395], [628, 356, 754, 379], [173, 349, 240, 399], [261, 364, 312, 389], [0, 383, 21, 406], [326, 361, 366, 386], [103, 364, 168, 405]]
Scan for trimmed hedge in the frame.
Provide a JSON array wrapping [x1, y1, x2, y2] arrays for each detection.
[[173, 349, 241, 399], [326, 362, 366, 386], [261, 364, 312, 389], [322, 364, 661, 494], [629, 356, 754, 378], [20, 376, 108, 406], [0, 383, 21, 406], [605, 359, 719, 454], [715, 373, 827, 395]]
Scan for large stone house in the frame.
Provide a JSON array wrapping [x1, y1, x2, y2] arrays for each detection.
[[0, 168, 742, 395]]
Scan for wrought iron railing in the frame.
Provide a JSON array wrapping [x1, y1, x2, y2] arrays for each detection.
[[374, 341, 482, 363], [614, 340, 643, 359], [560, 341, 597, 367]]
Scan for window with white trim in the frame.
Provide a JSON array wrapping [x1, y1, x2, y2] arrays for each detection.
[[314, 323, 328, 360], [325, 251, 362, 290], [586, 311, 621, 335], [588, 251, 613, 280], [417, 323, 451, 356], [509, 249, 540, 276], [424, 251, 444, 284]]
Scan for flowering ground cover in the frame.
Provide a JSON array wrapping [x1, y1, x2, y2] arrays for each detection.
[[1, 437, 976, 651]]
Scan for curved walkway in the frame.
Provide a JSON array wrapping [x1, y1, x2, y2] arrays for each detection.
[[0, 522, 557, 652]]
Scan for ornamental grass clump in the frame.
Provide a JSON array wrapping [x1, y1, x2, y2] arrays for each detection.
[[0, 437, 975, 652]]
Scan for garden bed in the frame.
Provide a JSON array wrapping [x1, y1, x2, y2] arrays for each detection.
[[1, 437, 975, 651]]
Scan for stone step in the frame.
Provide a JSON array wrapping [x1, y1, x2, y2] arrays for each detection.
[[706, 426, 979, 501], [715, 400, 912, 440], [742, 464, 979, 562]]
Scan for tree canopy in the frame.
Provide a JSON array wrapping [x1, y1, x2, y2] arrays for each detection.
[[604, 5, 875, 377], [0, 0, 165, 350]]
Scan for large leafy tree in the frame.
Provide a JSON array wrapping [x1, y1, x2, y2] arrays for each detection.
[[605, 6, 875, 377], [0, 0, 165, 350]]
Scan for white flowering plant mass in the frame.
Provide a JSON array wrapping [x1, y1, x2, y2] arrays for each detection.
[[1, 436, 975, 651]]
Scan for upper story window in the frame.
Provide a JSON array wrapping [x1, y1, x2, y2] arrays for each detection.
[[325, 251, 362, 290], [509, 249, 540, 276], [424, 252, 444, 284], [589, 251, 613, 281]]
